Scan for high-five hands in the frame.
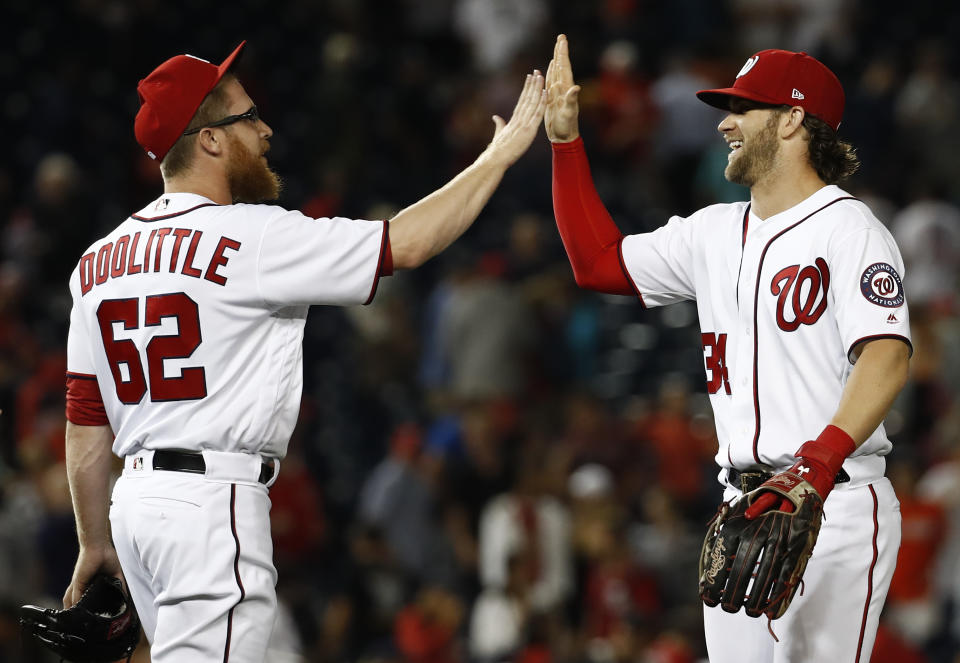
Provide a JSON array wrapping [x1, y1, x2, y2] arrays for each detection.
[[545, 34, 581, 143], [482, 70, 547, 168]]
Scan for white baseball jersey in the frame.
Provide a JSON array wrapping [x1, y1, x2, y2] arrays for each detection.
[[66, 192, 387, 459], [619, 184, 911, 485]]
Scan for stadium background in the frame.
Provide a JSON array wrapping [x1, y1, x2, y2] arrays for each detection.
[[2, 1, 960, 661]]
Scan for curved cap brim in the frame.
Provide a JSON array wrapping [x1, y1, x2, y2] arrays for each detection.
[[696, 87, 785, 112]]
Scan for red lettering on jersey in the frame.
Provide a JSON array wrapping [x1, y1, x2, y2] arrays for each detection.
[[111, 235, 129, 278], [701, 332, 732, 395], [204, 237, 242, 286], [143, 229, 157, 272], [771, 257, 830, 332], [153, 228, 172, 272], [96, 298, 147, 404], [168, 228, 192, 272], [127, 232, 143, 275], [180, 231, 203, 278], [79, 253, 95, 295], [144, 293, 207, 400], [96, 242, 112, 285]]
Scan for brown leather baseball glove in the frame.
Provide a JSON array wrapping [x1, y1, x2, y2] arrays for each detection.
[[699, 469, 825, 620]]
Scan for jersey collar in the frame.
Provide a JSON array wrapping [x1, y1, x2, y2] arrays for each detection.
[[747, 185, 848, 231], [131, 193, 220, 222]]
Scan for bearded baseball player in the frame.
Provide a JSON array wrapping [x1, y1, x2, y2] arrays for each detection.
[[545, 35, 911, 662], [62, 41, 545, 662]]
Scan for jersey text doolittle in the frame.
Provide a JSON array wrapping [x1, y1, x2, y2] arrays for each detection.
[[78, 228, 242, 294]]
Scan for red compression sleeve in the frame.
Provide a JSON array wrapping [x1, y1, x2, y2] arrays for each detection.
[[66, 373, 109, 426], [552, 138, 636, 296]]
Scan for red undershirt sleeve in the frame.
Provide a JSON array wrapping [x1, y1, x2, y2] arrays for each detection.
[[66, 373, 109, 426], [552, 137, 636, 296]]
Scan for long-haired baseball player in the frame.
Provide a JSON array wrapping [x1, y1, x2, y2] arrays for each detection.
[[62, 41, 545, 662], [545, 34, 910, 662]]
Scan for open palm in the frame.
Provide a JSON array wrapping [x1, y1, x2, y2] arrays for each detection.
[[544, 34, 581, 143]]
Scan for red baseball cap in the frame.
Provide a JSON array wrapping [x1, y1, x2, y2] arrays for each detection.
[[697, 49, 844, 131], [134, 41, 246, 161]]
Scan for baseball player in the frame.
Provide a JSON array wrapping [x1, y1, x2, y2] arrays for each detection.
[[62, 41, 545, 662], [544, 34, 911, 662]]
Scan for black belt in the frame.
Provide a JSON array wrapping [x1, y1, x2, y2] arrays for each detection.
[[727, 466, 850, 493], [152, 450, 274, 485]]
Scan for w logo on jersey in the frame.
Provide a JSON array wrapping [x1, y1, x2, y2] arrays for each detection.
[[770, 258, 830, 332]]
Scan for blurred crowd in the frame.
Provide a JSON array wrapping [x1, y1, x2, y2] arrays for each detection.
[[3, 0, 960, 661]]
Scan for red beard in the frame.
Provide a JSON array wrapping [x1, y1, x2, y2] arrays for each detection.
[[225, 132, 282, 203]]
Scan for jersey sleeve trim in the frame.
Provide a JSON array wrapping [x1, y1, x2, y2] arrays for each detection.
[[66, 371, 98, 380], [364, 220, 389, 305], [846, 334, 914, 365], [66, 373, 109, 426], [617, 237, 646, 308]]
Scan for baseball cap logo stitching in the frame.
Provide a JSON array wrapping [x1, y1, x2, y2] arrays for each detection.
[[792, 88, 805, 100], [737, 55, 759, 78]]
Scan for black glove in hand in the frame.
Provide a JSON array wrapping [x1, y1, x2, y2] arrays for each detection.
[[21, 575, 140, 663]]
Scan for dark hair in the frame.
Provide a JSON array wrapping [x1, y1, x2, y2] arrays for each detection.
[[160, 75, 235, 178], [801, 113, 860, 184]]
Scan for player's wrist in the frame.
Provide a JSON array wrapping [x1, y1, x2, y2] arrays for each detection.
[[792, 425, 856, 497], [550, 135, 584, 151]]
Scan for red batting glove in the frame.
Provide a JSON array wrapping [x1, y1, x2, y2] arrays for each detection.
[[745, 425, 856, 520]]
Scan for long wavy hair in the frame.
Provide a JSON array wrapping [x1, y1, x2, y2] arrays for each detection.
[[801, 113, 860, 184]]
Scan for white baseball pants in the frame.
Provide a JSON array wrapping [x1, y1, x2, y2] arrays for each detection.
[[110, 455, 278, 663], [703, 477, 901, 663]]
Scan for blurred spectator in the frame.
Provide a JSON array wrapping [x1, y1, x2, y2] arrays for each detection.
[[478, 440, 573, 614], [632, 377, 717, 517], [917, 438, 960, 654], [886, 458, 948, 648], [394, 585, 465, 663], [452, 0, 547, 72], [894, 41, 960, 197], [437, 254, 537, 401], [728, 0, 856, 57], [586, 40, 656, 165], [584, 508, 662, 640], [469, 548, 536, 662], [891, 193, 960, 315], [627, 487, 703, 616], [358, 423, 458, 586], [650, 52, 723, 212], [429, 400, 516, 592]]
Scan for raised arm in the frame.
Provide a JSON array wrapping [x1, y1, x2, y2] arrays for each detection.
[[388, 71, 546, 269], [546, 35, 634, 296]]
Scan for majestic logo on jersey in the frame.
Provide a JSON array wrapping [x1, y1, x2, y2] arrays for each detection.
[[860, 262, 904, 308], [770, 258, 830, 332], [737, 55, 759, 78]]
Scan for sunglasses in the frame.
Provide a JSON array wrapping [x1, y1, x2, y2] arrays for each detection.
[[182, 106, 260, 135]]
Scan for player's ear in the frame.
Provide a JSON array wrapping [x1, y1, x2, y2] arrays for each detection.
[[197, 127, 224, 157], [779, 106, 806, 139]]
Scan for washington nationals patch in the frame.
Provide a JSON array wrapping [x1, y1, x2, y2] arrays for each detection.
[[859, 263, 904, 308]]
